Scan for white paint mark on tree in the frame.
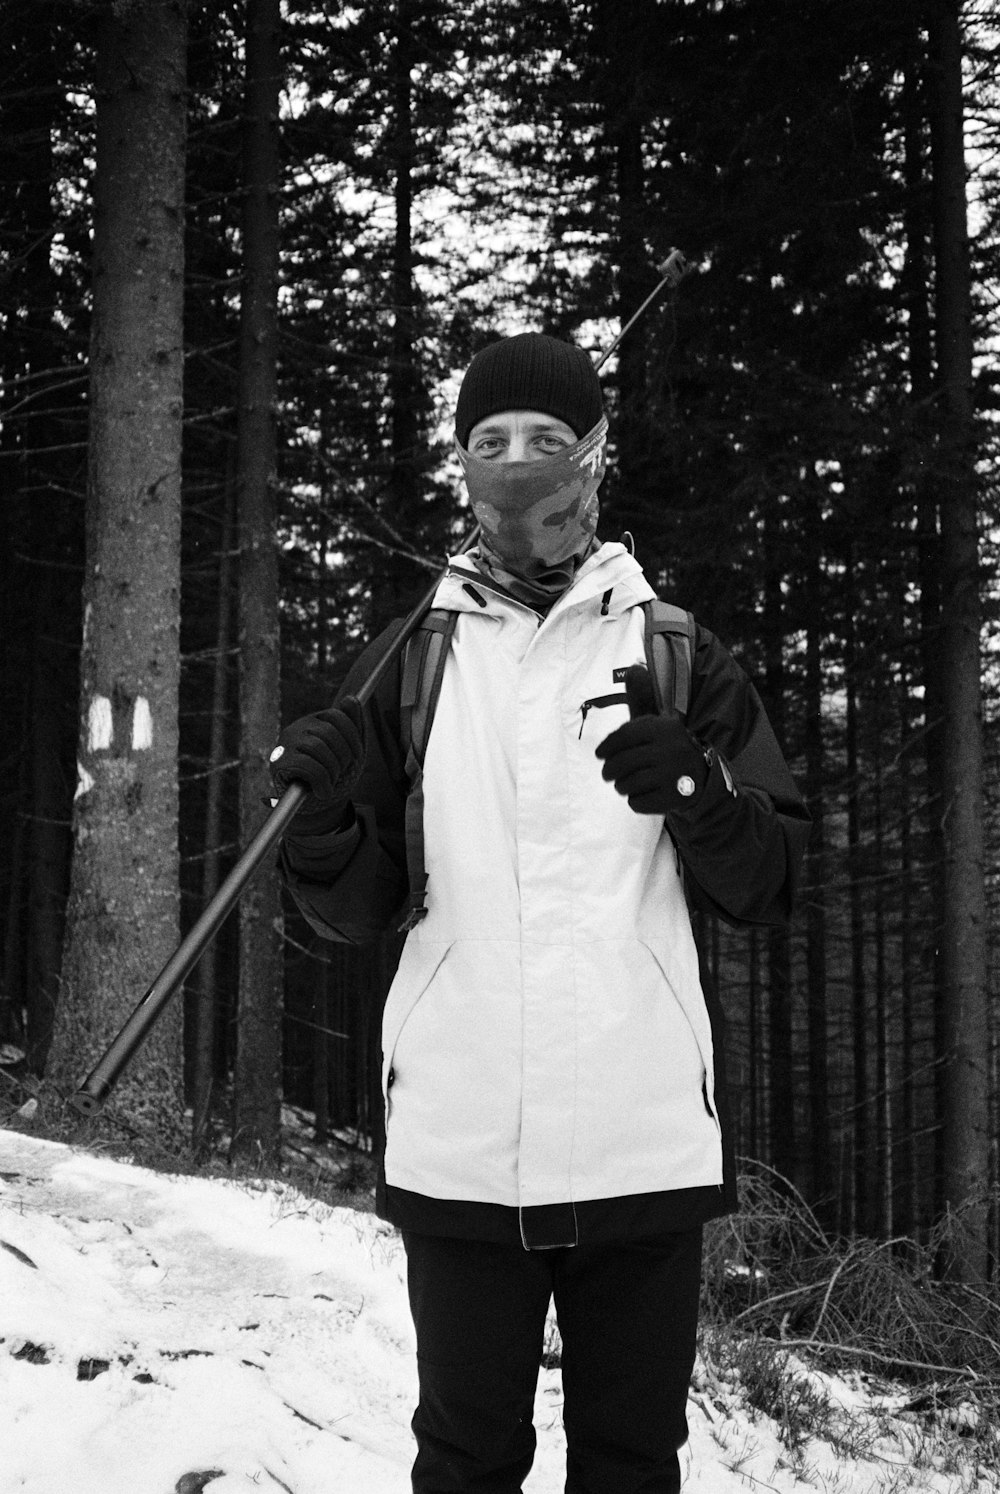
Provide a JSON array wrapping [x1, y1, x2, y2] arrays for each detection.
[[132, 696, 153, 750], [87, 695, 113, 751], [74, 760, 94, 801]]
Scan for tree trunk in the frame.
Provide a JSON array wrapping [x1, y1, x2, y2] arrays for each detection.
[[896, 607, 917, 1240], [233, 0, 284, 1165], [311, 519, 333, 1145], [313, 955, 331, 1144], [844, 544, 873, 1236], [27, 595, 72, 1069], [599, 0, 652, 518], [747, 928, 760, 1163], [762, 532, 795, 1188], [927, 0, 989, 1283], [1, 739, 29, 1051], [872, 703, 890, 1236], [369, 0, 422, 637], [191, 481, 235, 1153], [803, 500, 832, 1221], [390, 0, 418, 518], [46, 1, 188, 1143], [2, 1, 79, 1073], [903, 15, 947, 1229]]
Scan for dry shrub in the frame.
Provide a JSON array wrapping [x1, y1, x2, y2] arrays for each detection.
[[702, 1160, 1000, 1387], [699, 1162, 1000, 1473]]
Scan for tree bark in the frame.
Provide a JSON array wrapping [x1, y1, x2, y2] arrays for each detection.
[[926, 0, 989, 1283], [233, 0, 284, 1165], [46, 0, 188, 1142]]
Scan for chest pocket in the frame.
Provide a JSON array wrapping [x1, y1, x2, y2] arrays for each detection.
[[577, 691, 628, 738]]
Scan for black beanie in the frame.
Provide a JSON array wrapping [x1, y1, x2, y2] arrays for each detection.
[[455, 333, 604, 449]]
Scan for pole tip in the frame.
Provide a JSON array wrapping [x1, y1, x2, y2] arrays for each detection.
[[68, 1091, 104, 1118]]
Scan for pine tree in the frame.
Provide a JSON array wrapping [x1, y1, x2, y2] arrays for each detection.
[[45, 0, 189, 1142], [232, 0, 284, 1164], [0, 4, 91, 1070], [927, 0, 990, 1284]]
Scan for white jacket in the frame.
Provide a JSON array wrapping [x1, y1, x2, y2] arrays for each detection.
[[379, 543, 724, 1212]]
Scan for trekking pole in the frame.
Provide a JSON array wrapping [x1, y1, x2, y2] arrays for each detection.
[[69, 528, 481, 1118], [69, 251, 692, 1118], [594, 249, 690, 371]]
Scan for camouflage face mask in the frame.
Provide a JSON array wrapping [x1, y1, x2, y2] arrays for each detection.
[[457, 416, 608, 604]]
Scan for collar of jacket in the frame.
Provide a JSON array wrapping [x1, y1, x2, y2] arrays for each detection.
[[435, 541, 656, 624]]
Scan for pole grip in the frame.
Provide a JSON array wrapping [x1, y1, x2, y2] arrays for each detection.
[[69, 782, 307, 1116]]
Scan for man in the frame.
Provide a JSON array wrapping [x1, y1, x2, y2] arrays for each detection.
[[270, 333, 810, 1494]]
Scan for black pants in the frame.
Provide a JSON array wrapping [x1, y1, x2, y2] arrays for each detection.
[[402, 1227, 702, 1494]]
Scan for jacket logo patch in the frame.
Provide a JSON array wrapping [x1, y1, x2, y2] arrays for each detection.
[[613, 667, 630, 682]]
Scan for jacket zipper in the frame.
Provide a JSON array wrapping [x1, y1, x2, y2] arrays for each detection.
[[578, 692, 628, 738]]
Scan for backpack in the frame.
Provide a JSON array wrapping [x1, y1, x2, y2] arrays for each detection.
[[395, 599, 696, 932]]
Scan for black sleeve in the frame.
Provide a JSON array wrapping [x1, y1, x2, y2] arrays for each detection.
[[666, 624, 811, 928], [279, 621, 411, 944]]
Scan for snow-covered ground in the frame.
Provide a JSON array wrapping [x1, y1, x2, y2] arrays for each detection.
[[0, 1128, 995, 1494]]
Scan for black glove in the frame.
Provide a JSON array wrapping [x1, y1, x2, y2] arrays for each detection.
[[269, 696, 367, 830], [595, 665, 708, 815]]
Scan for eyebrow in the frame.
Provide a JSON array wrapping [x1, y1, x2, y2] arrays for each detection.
[[471, 418, 570, 436]]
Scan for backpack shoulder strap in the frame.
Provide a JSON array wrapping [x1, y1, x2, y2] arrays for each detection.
[[642, 599, 695, 717], [400, 607, 460, 768], [397, 607, 459, 932]]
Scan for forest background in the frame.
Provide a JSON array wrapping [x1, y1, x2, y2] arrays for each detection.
[[1, 0, 998, 1286]]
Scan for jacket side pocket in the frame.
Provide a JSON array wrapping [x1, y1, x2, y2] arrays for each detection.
[[380, 938, 453, 1124]]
